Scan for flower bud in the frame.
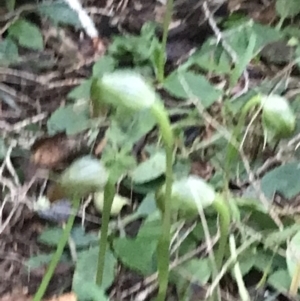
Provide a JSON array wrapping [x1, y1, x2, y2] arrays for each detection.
[[156, 175, 216, 219], [261, 94, 296, 139], [93, 71, 156, 112], [59, 156, 108, 197]]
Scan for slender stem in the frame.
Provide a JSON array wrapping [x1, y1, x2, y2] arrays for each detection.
[[157, 0, 174, 82], [212, 194, 231, 271], [33, 198, 80, 301], [290, 262, 300, 296], [225, 94, 261, 172], [151, 102, 174, 301], [96, 177, 116, 285], [230, 235, 251, 301]]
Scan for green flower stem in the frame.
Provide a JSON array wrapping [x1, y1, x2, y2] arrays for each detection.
[[230, 235, 251, 301], [212, 194, 231, 271], [225, 94, 261, 171], [33, 198, 80, 301], [151, 102, 174, 301], [157, 0, 174, 82], [96, 177, 116, 286]]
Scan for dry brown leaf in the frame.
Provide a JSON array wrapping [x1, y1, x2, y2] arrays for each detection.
[[94, 137, 107, 156], [0, 288, 30, 301], [31, 133, 83, 170]]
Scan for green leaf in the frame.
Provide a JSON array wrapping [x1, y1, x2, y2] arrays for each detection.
[[232, 250, 256, 276], [0, 38, 18, 66], [276, 0, 300, 18], [5, 0, 15, 12], [105, 110, 156, 150], [173, 258, 211, 285], [137, 218, 162, 239], [8, 19, 43, 50], [131, 152, 167, 184], [113, 236, 158, 275], [73, 281, 108, 301], [92, 56, 116, 77], [67, 79, 93, 100], [38, 226, 98, 248], [73, 247, 116, 298], [186, 22, 281, 76], [136, 193, 157, 216], [108, 22, 159, 68], [187, 43, 231, 74], [101, 145, 137, 181], [38, 2, 81, 27], [25, 253, 69, 270], [260, 162, 300, 199], [227, 22, 282, 57], [163, 70, 221, 108], [38, 227, 64, 246], [268, 269, 291, 292], [47, 104, 91, 135]]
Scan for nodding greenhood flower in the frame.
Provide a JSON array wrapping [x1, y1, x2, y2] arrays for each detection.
[[59, 156, 108, 197], [261, 94, 296, 139], [156, 175, 216, 220], [93, 71, 157, 112]]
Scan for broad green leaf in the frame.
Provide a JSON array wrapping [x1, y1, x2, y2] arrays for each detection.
[[260, 162, 300, 199], [73, 247, 116, 297], [73, 281, 108, 301], [231, 31, 256, 85], [59, 156, 108, 196], [47, 104, 91, 135], [131, 152, 167, 184], [105, 110, 156, 150], [231, 250, 256, 277], [38, 2, 81, 27], [163, 70, 221, 107], [286, 231, 300, 278], [38, 226, 98, 248], [0, 38, 18, 66], [276, 0, 300, 18], [92, 56, 116, 77], [108, 22, 159, 67], [67, 79, 92, 100], [268, 269, 291, 292], [25, 253, 69, 270], [38, 227, 64, 246], [113, 236, 158, 275], [136, 193, 157, 216], [5, 0, 15, 12], [8, 19, 43, 50], [186, 22, 281, 76], [187, 43, 231, 74], [137, 217, 162, 239], [227, 22, 282, 57], [173, 258, 211, 285]]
